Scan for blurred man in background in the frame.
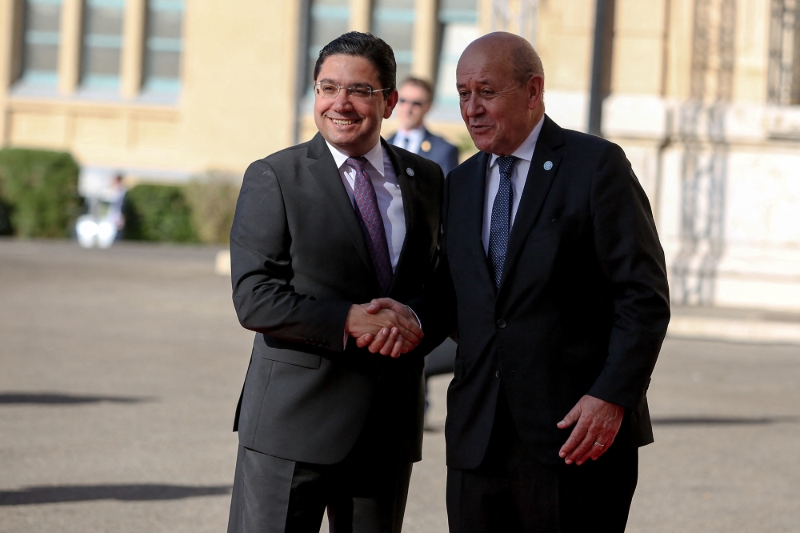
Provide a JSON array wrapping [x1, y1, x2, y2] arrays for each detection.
[[388, 77, 460, 175], [389, 76, 460, 422]]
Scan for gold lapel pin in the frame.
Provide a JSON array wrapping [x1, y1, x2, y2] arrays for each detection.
[[421, 140, 432, 152]]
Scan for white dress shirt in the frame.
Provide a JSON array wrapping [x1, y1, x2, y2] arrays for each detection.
[[482, 117, 545, 254], [326, 140, 408, 346], [325, 140, 405, 270], [391, 127, 425, 155]]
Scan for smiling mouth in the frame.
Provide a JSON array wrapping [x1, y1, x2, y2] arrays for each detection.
[[331, 118, 357, 126]]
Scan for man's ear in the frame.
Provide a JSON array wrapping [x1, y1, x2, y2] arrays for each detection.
[[528, 75, 544, 111], [384, 90, 399, 119]]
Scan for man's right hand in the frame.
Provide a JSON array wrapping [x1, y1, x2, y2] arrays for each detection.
[[354, 298, 421, 357], [345, 303, 423, 358]]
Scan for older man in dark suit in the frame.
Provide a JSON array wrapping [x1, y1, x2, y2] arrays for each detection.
[[227, 32, 443, 533], [363, 32, 670, 532]]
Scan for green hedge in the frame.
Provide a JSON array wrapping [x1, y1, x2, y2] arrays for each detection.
[[123, 184, 198, 243], [0, 147, 240, 243], [184, 174, 239, 244], [122, 178, 240, 244], [0, 148, 81, 238]]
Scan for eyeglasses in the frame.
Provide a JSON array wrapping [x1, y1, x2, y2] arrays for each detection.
[[314, 82, 391, 100], [398, 98, 426, 107]]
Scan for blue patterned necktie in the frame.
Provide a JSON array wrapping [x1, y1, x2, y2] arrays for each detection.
[[488, 156, 518, 288], [346, 157, 393, 295]]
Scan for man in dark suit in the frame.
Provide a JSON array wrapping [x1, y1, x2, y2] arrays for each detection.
[[387, 77, 460, 419], [362, 32, 670, 532], [387, 77, 460, 175], [227, 32, 444, 533]]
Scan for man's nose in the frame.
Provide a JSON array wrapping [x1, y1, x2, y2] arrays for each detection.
[[463, 96, 482, 117], [331, 89, 353, 110]]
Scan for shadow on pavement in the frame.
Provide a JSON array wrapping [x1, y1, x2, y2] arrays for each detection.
[[0, 484, 231, 505], [652, 415, 798, 426], [0, 393, 148, 405]]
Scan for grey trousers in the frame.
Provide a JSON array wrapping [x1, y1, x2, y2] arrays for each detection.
[[227, 445, 413, 533]]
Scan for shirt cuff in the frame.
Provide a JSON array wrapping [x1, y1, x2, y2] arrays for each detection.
[[406, 305, 422, 331]]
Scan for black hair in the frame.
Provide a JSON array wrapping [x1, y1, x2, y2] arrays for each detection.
[[313, 32, 396, 99]]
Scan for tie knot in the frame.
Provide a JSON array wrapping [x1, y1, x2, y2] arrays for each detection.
[[497, 156, 518, 179], [346, 157, 368, 173]]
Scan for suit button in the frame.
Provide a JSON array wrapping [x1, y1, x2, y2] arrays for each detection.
[[495, 370, 501, 378], [496, 319, 506, 329]]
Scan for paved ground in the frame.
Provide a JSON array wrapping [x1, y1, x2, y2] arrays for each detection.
[[1, 240, 798, 532]]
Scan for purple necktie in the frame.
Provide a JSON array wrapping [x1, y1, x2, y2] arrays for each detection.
[[346, 157, 393, 295]]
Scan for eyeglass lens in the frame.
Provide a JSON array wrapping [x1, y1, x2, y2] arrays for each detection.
[[316, 83, 376, 99]]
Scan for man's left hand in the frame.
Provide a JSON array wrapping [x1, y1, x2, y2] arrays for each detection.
[[557, 395, 624, 465]]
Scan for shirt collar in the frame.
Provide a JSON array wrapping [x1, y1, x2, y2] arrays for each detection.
[[325, 139, 385, 177], [398, 126, 425, 140], [489, 115, 545, 169]]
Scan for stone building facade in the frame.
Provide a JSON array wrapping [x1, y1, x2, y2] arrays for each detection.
[[1, 0, 799, 311]]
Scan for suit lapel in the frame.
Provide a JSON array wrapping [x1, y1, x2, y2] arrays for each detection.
[[462, 152, 495, 291], [383, 140, 417, 295], [499, 116, 565, 293], [305, 133, 378, 289]]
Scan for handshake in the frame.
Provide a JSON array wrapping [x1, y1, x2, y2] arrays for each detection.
[[345, 299, 423, 358]]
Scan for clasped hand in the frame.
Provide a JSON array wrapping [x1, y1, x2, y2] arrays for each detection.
[[345, 298, 421, 358]]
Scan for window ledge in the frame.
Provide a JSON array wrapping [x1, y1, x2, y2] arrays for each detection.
[[9, 83, 181, 111], [765, 105, 800, 140], [8, 94, 181, 121]]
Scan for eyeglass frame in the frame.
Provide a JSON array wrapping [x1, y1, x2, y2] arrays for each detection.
[[397, 97, 427, 107], [313, 81, 393, 100]]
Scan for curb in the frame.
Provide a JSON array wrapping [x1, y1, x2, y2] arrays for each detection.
[[668, 314, 800, 345]]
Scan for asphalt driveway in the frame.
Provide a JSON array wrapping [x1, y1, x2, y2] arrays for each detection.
[[1, 240, 798, 532]]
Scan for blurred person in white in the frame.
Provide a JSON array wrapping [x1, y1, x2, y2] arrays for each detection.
[[106, 174, 126, 240]]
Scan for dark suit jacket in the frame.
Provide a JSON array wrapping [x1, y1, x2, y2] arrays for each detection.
[[414, 115, 670, 469], [388, 128, 460, 175], [230, 133, 444, 465]]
